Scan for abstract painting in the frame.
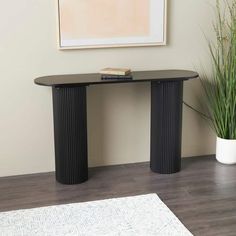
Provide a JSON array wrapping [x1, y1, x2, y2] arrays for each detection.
[[58, 0, 167, 49]]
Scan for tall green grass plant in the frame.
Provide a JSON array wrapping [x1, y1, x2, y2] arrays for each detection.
[[202, 0, 236, 139]]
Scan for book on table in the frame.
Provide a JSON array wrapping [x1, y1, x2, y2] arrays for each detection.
[[100, 68, 132, 80], [101, 74, 133, 80], [100, 68, 131, 76]]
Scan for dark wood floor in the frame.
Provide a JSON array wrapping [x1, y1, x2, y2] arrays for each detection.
[[1, 155, 236, 235]]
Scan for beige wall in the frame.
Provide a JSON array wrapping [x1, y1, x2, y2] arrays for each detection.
[[0, 0, 216, 177]]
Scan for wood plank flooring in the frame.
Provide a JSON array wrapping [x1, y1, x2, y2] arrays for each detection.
[[1, 155, 236, 235]]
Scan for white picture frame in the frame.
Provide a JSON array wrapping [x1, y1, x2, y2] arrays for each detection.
[[57, 0, 167, 49]]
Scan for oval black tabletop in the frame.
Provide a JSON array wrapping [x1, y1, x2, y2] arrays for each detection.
[[34, 70, 199, 87]]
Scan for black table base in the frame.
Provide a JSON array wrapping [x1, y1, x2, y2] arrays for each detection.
[[150, 81, 183, 174], [52, 86, 88, 184], [52, 81, 183, 184]]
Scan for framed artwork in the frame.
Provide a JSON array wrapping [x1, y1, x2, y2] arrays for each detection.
[[57, 0, 167, 49]]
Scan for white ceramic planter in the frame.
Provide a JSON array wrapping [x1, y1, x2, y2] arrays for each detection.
[[216, 137, 236, 164]]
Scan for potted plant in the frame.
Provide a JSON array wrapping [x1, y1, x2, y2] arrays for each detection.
[[202, 0, 236, 164]]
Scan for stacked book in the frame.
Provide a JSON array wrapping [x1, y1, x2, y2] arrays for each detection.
[[100, 68, 132, 80]]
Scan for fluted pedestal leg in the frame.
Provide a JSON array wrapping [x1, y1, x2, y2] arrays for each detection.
[[52, 86, 88, 184], [150, 81, 183, 174]]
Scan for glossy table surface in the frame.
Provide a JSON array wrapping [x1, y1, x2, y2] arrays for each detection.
[[34, 70, 199, 87]]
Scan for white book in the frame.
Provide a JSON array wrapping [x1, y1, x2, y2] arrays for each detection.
[[100, 68, 131, 76]]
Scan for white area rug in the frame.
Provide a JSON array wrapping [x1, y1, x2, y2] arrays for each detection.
[[0, 194, 192, 236]]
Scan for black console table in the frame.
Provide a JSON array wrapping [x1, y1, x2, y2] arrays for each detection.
[[35, 70, 198, 184]]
